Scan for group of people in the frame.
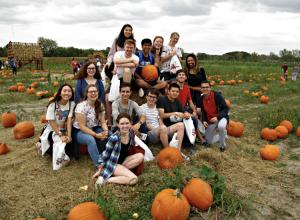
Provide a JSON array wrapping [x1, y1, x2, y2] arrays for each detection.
[[282, 62, 299, 81], [37, 24, 230, 187]]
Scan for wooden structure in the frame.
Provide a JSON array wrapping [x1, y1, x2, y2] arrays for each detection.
[[88, 51, 106, 64], [7, 41, 44, 70]]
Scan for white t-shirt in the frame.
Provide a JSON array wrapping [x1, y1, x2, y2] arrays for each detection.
[[161, 45, 182, 72], [113, 51, 139, 79], [45, 101, 75, 133], [73, 100, 104, 129], [140, 103, 160, 129]]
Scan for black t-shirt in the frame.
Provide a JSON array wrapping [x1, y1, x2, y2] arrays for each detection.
[[118, 141, 131, 164], [157, 96, 184, 126]]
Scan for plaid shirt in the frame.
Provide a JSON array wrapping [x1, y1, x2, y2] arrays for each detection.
[[98, 129, 135, 180]]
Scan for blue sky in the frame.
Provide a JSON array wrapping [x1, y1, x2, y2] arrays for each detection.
[[0, 0, 299, 55]]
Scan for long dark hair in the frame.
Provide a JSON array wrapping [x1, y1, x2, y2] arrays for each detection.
[[77, 61, 101, 80], [185, 53, 199, 73], [116, 24, 135, 48], [47, 83, 74, 107], [84, 84, 102, 118]]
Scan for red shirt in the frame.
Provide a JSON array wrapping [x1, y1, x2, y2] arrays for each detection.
[[178, 84, 192, 107], [203, 91, 218, 122]]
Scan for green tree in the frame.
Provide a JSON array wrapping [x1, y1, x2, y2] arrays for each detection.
[[37, 37, 58, 56]]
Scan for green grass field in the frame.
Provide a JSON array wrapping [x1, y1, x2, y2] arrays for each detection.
[[0, 58, 300, 220]]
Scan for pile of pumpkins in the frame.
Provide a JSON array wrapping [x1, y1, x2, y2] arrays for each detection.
[[261, 120, 297, 141]]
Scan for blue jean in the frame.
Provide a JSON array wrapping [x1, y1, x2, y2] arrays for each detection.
[[73, 126, 109, 167]]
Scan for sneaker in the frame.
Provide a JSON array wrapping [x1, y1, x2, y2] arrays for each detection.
[[95, 176, 105, 189], [202, 141, 210, 148], [138, 88, 144, 98], [181, 152, 190, 161], [220, 146, 225, 152], [36, 142, 42, 156]]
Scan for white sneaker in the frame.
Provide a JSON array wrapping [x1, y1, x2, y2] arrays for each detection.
[[181, 152, 190, 161], [95, 176, 105, 189], [138, 88, 144, 98]]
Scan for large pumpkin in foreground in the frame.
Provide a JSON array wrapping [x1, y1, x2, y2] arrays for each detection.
[[1, 111, 17, 128], [13, 121, 35, 139], [183, 178, 213, 211], [67, 202, 106, 220], [156, 147, 183, 169], [151, 189, 190, 220], [260, 145, 280, 161]]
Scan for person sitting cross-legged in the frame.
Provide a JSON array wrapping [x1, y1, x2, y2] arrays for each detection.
[[196, 80, 229, 152], [157, 82, 191, 160], [140, 88, 183, 148]]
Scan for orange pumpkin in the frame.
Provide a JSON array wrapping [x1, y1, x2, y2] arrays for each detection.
[[8, 85, 18, 92], [31, 81, 39, 88], [17, 85, 26, 92], [141, 65, 158, 81], [27, 86, 36, 94], [67, 202, 106, 220], [219, 80, 225, 85], [53, 81, 59, 87], [1, 111, 17, 128], [275, 125, 288, 139], [260, 145, 280, 161], [296, 126, 300, 137], [260, 95, 269, 104], [156, 147, 183, 169], [227, 120, 244, 137], [279, 120, 293, 133], [260, 128, 277, 141], [32, 218, 47, 220], [0, 143, 9, 155], [151, 189, 190, 220], [13, 121, 35, 139], [183, 178, 213, 211]]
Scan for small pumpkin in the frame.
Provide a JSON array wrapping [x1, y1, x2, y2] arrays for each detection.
[[260, 95, 269, 104], [1, 111, 17, 128], [13, 121, 35, 139], [151, 189, 190, 220], [156, 147, 183, 169], [0, 143, 9, 155], [260, 128, 277, 141], [279, 120, 293, 133], [260, 145, 280, 161], [67, 202, 106, 220], [53, 81, 59, 87], [275, 125, 288, 139], [31, 81, 39, 88], [27, 86, 36, 94], [17, 85, 26, 92], [8, 85, 18, 92], [183, 178, 213, 211], [227, 120, 244, 137]]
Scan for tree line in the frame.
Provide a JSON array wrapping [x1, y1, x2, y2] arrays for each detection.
[[0, 37, 299, 62]]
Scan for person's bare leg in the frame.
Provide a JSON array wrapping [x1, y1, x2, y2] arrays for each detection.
[[122, 153, 144, 169]]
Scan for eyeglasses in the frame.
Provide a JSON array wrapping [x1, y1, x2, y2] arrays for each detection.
[[147, 95, 157, 99], [201, 87, 210, 89], [87, 67, 96, 70], [88, 90, 98, 94]]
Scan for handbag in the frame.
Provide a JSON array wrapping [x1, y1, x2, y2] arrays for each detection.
[[108, 74, 120, 102], [183, 117, 196, 144]]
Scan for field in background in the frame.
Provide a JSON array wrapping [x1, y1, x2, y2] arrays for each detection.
[[0, 58, 300, 220]]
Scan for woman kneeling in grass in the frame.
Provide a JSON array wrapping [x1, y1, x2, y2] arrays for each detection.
[[93, 113, 144, 187]]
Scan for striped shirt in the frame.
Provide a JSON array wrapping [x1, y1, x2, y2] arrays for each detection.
[[140, 103, 160, 129]]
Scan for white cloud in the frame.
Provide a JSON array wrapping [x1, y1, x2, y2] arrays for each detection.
[[0, 0, 299, 55]]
